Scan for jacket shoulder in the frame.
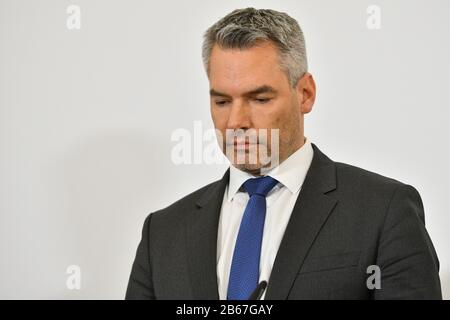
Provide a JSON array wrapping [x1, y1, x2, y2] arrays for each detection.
[[147, 176, 224, 221], [336, 160, 408, 184], [334, 161, 419, 198]]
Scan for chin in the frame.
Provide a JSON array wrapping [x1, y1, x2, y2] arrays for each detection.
[[235, 163, 262, 171], [232, 161, 276, 175]]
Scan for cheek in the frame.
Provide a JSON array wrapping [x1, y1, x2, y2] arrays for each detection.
[[266, 104, 289, 129], [211, 108, 227, 128], [269, 103, 299, 139]]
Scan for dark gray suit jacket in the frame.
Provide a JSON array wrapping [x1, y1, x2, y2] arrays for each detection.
[[125, 143, 442, 299]]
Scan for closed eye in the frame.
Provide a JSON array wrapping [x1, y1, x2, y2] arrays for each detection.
[[254, 98, 272, 104], [215, 100, 230, 106]]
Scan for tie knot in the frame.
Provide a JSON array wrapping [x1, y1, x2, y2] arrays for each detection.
[[243, 176, 279, 197]]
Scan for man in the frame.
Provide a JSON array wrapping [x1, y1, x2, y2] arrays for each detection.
[[126, 8, 441, 299]]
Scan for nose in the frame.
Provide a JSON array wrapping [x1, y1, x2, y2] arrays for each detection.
[[226, 100, 251, 130]]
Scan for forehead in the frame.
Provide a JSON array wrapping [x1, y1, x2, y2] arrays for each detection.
[[208, 42, 289, 94]]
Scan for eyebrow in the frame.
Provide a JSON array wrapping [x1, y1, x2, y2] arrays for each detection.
[[209, 85, 278, 98]]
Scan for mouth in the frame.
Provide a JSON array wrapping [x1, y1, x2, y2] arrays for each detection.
[[232, 141, 258, 150]]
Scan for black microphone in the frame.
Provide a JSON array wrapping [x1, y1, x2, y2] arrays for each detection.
[[248, 281, 268, 300]]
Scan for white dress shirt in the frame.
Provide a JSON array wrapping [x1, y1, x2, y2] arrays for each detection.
[[216, 137, 314, 300]]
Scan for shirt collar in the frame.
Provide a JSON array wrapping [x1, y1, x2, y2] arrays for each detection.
[[227, 137, 314, 201]]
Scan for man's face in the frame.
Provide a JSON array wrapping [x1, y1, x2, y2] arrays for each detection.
[[208, 41, 315, 174]]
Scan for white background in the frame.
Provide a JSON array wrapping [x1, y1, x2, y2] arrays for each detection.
[[1, 0, 449, 299]]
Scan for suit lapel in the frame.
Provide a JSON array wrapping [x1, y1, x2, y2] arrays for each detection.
[[185, 169, 229, 299], [265, 143, 338, 299]]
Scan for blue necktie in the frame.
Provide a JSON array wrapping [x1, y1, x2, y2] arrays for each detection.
[[227, 175, 279, 300]]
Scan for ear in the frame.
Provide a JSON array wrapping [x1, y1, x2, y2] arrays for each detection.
[[295, 73, 316, 114]]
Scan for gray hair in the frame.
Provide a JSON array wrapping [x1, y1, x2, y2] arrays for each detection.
[[202, 7, 308, 87]]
